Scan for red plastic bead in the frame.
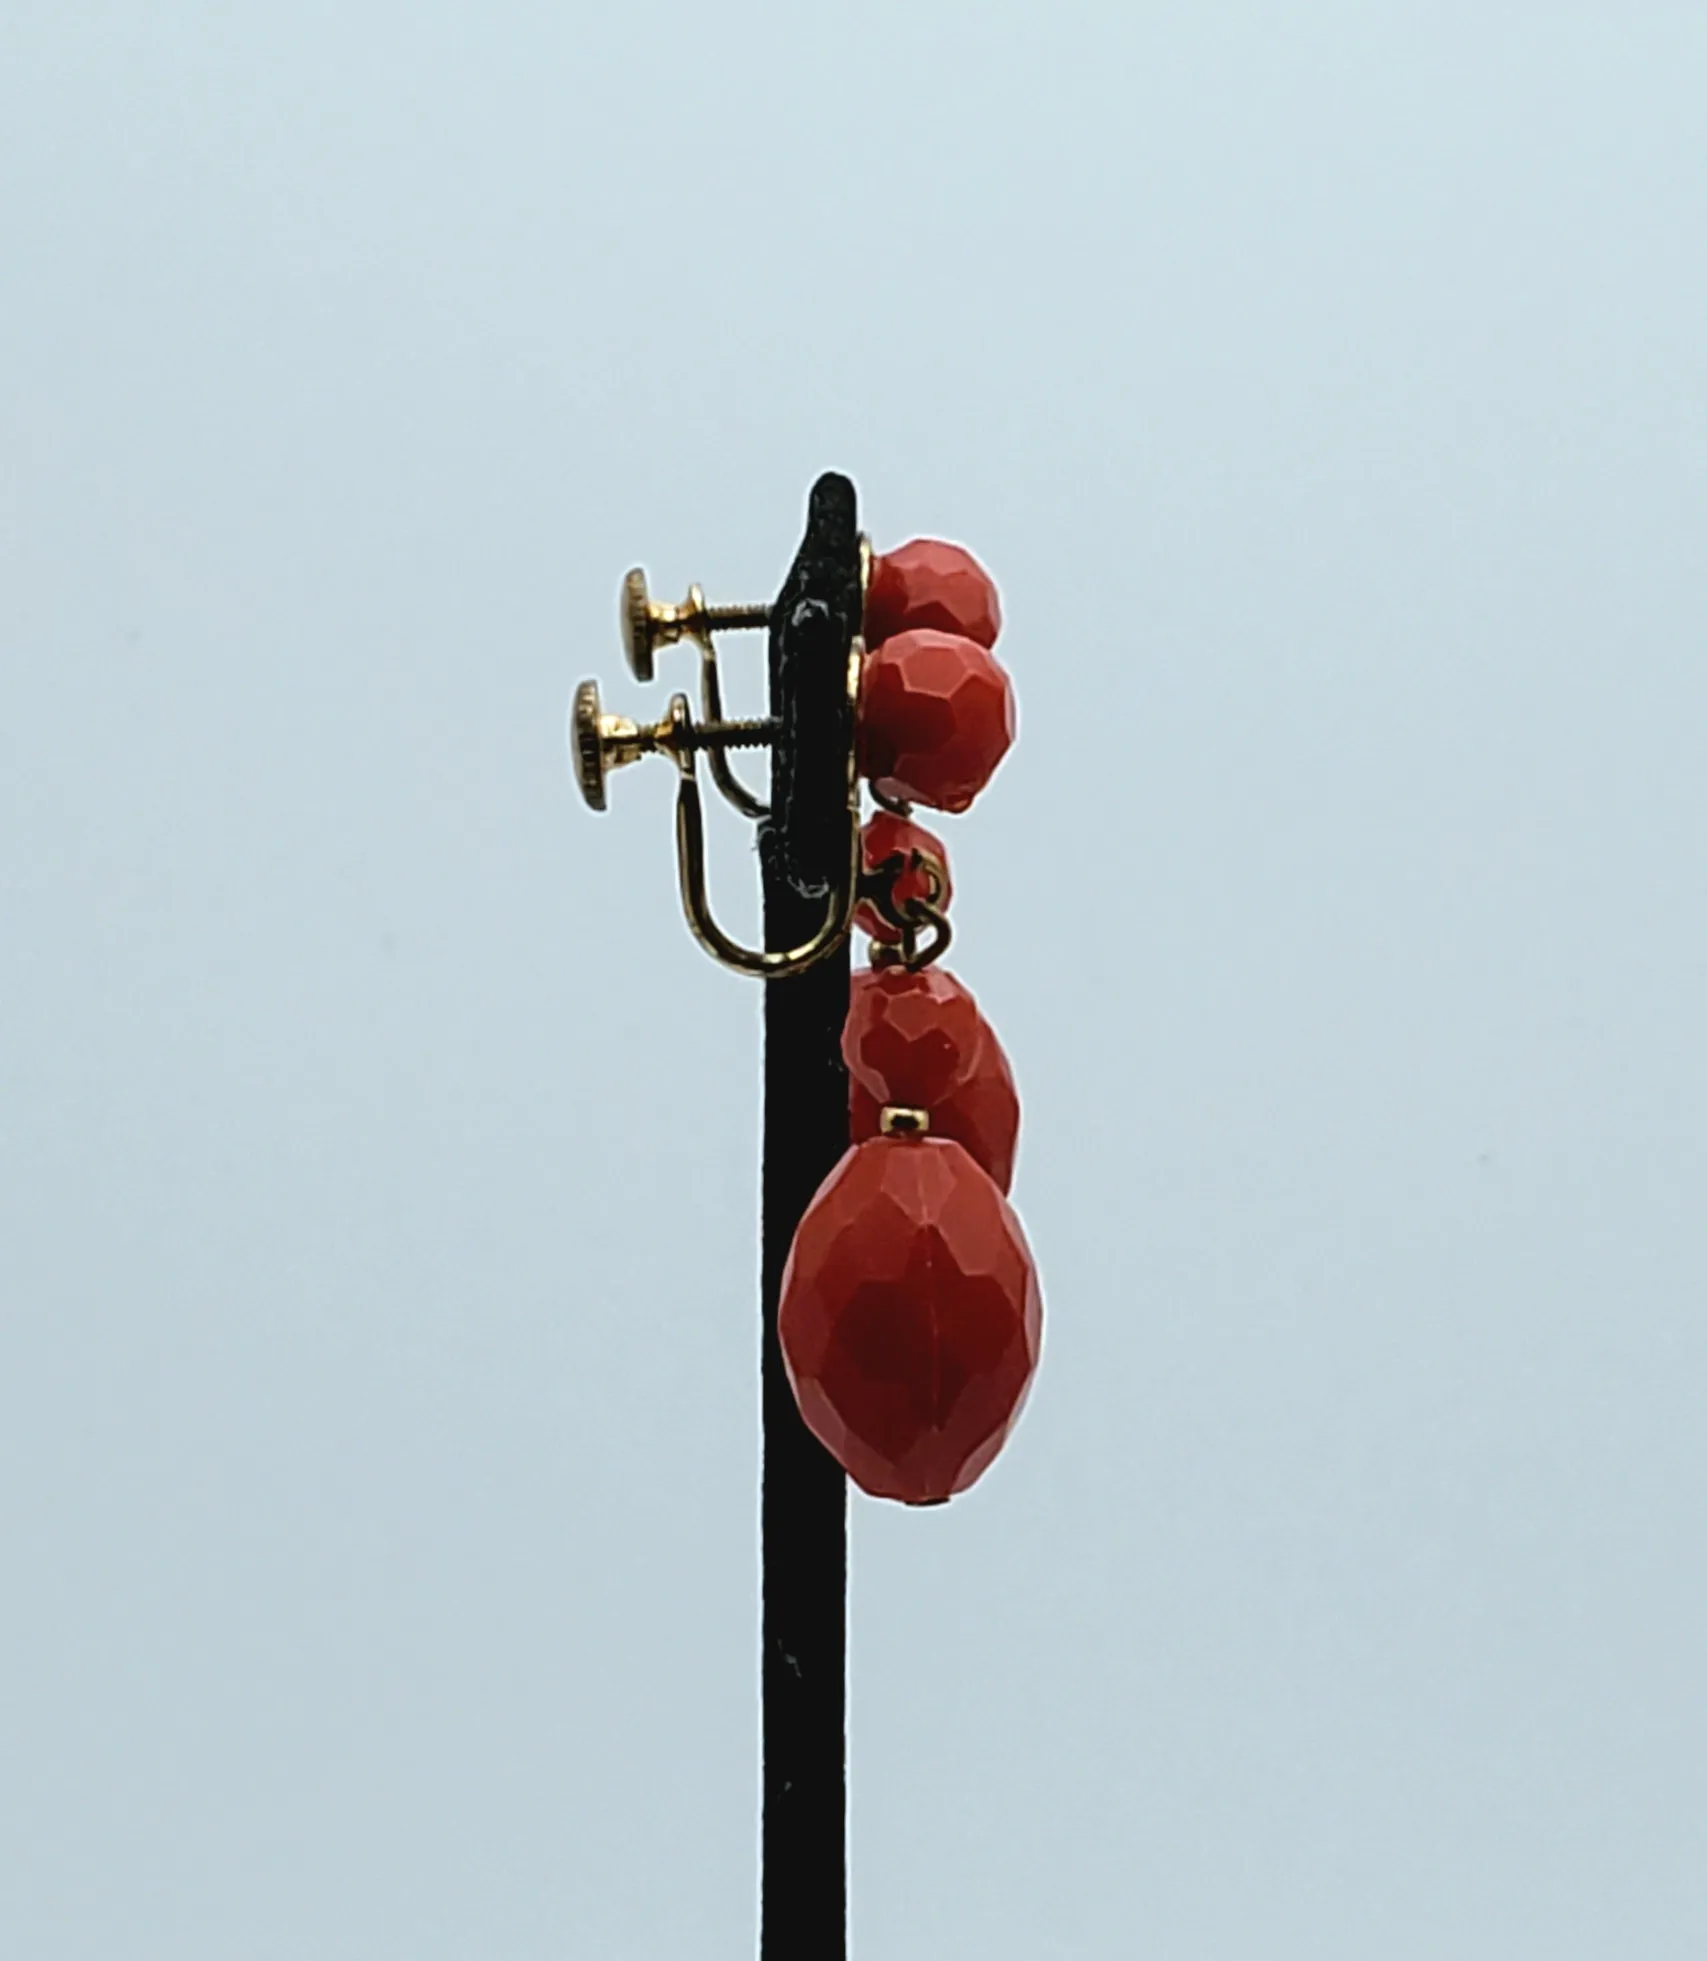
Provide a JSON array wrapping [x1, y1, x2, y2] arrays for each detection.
[[851, 1019, 1019, 1194], [844, 966, 985, 1110], [865, 538, 1002, 650], [858, 628, 1015, 813], [855, 811, 953, 945], [779, 1136, 1042, 1503]]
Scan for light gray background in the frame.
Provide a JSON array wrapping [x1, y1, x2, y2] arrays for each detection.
[[3, 4, 1705, 1956]]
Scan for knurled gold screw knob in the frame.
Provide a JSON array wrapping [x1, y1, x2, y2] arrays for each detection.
[[621, 567, 771, 683], [572, 678, 639, 812]]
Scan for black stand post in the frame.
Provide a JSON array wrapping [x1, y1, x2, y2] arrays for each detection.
[[759, 473, 860, 1959]]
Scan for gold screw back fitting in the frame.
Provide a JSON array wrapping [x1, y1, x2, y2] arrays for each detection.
[[621, 568, 771, 683], [578, 532, 871, 980], [571, 678, 777, 813]]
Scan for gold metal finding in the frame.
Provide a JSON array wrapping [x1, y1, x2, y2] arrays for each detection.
[[621, 567, 771, 684], [672, 642, 864, 979], [619, 567, 774, 816], [583, 532, 873, 978], [572, 677, 776, 813], [878, 1106, 930, 1137]]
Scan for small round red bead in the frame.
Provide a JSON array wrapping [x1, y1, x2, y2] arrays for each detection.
[[854, 811, 953, 945], [865, 538, 1003, 650], [779, 1134, 1042, 1504], [857, 628, 1015, 814]]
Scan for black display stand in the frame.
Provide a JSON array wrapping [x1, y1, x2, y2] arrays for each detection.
[[758, 473, 861, 1959]]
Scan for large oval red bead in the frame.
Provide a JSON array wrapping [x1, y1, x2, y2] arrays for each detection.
[[843, 965, 985, 1110], [851, 1018, 1020, 1194], [854, 810, 953, 945], [857, 628, 1016, 814], [779, 1137, 1042, 1503], [865, 538, 1002, 650]]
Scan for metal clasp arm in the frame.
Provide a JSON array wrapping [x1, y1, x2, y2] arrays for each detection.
[[699, 640, 770, 821], [672, 648, 862, 980]]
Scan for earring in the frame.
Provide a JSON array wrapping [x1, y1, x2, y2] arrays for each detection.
[[778, 539, 1043, 1507]]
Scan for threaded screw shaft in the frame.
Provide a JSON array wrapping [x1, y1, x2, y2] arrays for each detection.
[[677, 716, 779, 753], [700, 603, 772, 632]]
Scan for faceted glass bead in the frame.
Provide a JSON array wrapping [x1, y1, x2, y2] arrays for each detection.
[[857, 628, 1015, 814], [851, 1019, 1019, 1193], [865, 538, 1002, 650], [854, 810, 953, 945], [843, 965, 985, 1110], [779, 1136, 1043, 1503]]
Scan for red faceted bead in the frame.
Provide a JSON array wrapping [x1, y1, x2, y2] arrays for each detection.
[[844, 965, 985, 1110], [853, 1020, 1020, 1194], [854, 811, 953, 945], [858, 628, 1015, 814], [865, 538, 1002, 650], [779, 1136, 1042, 1503]]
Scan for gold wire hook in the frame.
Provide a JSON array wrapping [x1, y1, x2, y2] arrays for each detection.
[[671, 645, 863, 979], [699, 640, 770, 820]]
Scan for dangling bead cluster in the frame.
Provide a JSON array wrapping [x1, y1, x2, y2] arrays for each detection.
[[779, 539, 1041, 1506]]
